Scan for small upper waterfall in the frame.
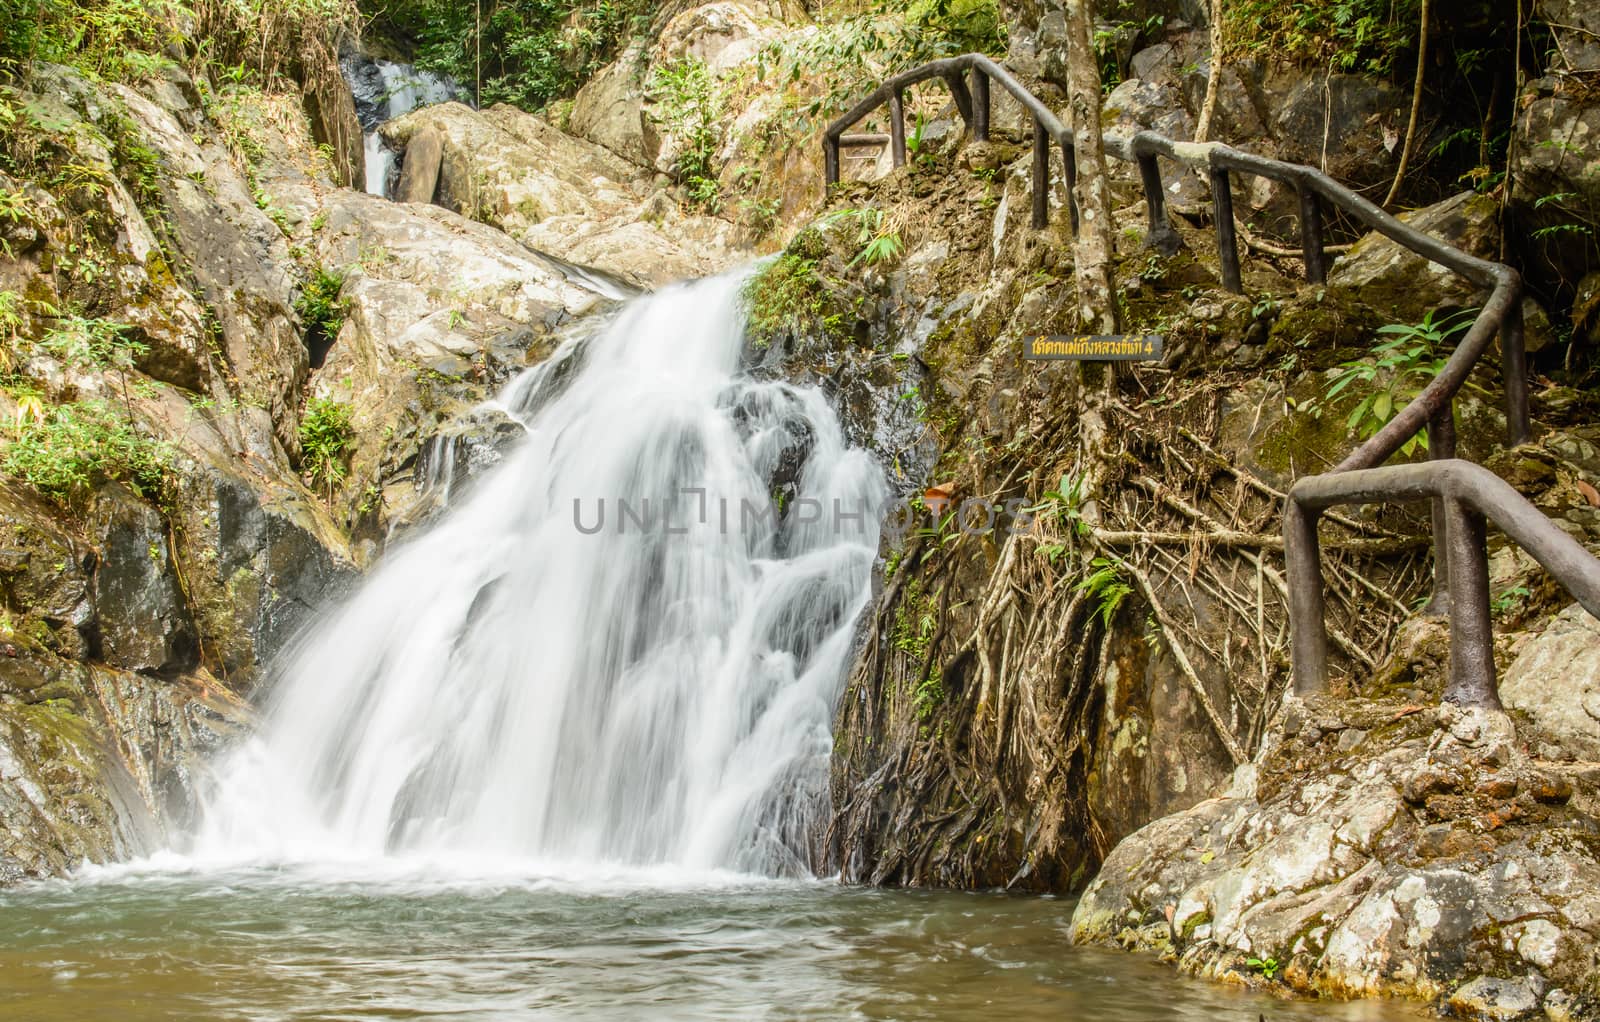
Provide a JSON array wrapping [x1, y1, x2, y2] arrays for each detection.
[[195, 272, 887, 876], [342, 55, 469, 198]]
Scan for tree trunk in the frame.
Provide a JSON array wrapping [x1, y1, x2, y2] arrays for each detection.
[[1195, 0, 1224, 142], [1062, 0, 1119, 335]]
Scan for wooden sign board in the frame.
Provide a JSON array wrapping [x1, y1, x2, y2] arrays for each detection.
[[1023, 334, 1164, 361]]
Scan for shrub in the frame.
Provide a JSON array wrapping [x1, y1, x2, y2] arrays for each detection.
[[295, 266, 345, 366], [299, 396, 354, 495], [373, 0, 651, 111], [1, 398, 168, 505], [742, 252, 841, 348], [647, 57, 723, 213]]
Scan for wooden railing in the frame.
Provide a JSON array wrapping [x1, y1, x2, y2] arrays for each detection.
[[823, 53, 1600, 709]]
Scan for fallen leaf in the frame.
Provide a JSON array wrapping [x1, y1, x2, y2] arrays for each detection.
[[923, 481, 955, 511], [1578, 479, 1600, 508]]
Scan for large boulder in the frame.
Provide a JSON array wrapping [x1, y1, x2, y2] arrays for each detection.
[[114, 77, 309, 458], [569, 50, 653, 166], [0, 645, 249, 883], [1502, 603, 1600, 761], [1510, 76, 1600, 292], [652, 1, 783, 73], [1327, 190, 1500, 323], [1071, 697, 1600, 1014]]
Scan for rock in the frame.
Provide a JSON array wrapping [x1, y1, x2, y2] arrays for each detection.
[[1511, 78, 1599, 289], [1267, 72, 1406, 189], [167, 449, 354, 685], [394, 125, 443, 204], [0, 645, 250, 883], [1446, 976, 1542, 1020], [1501, 603, 1600, 760], [1538, 0, 1600, 72], [570, 50, 652, 166], [0, 486, 94, 659], [87, 486, 197, 675], [1328, 191, 1499, 323], [114, 77, 308, 456], [652, 1, 781, 73], [1070, 695, 1600, 1009]]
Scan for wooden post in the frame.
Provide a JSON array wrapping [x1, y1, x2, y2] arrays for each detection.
[[944, 72, 973, 128], [1298, 184, 1327, 284], [889, 89, 907, 168], [1443, 497, 1499, 708], [1032, 118, 1049, 229], [824, 137, 839, 187], [1501, 299, 1531, 447], [1285, 500, 1329, 695], [971, 69, 989, 141], [1137, 151, 1178, 254], [1211, 166, 1242, 293], [1059, 140, 1079, 233], [1424, 410, 1458, 616]]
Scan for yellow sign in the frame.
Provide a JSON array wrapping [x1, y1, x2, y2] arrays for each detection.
[[1024, 334, 1163, 361]]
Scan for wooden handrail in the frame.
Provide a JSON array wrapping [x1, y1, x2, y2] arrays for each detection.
[[823, 54, 1580, 711]]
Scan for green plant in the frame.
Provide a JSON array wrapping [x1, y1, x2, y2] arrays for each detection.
[[1025, 471, 1090, 560], [1, 398, 167, 506], [824, 207, 904, 268], [40, 315, 146, 415], [1076, 557, 1132, 626], [1492, 584, 1532, 616], [648, 57, 723, 213], [295, 266, 346, 357], [298, 396, 354, 496], [742, 250, 842, 347], [1319, 308, 1476, 457], [1245, 956, 1281, 981]]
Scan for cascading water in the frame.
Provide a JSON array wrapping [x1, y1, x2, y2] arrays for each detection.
[[342, 55, 468, 198], [195, 271, 887, 876]]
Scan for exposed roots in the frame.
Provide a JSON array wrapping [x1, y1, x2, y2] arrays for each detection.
[[829, 374, 1429, 892]]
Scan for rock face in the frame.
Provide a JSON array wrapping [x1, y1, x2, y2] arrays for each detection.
[[1328, 190, 1500, 322], [1502, 602, 1600, 761], [1070, 696, 1600, 1016], [380, 101, 740, 287]]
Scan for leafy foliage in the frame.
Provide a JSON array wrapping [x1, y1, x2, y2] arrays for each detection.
[[299, 396, 354, 495], [1225, 0, 1422, 74], [755, 0, 1004, 125], [824, 208, 904, 268], [648, 57, 723, 212], [741, 247, 843, 347], [1075, 557, 1132, 627], [1320, 308, 1475, 457], [295, 266, 346, 363], [373, 0, 650, 111], [1, 398, 168, 505], [0, 0, 188, 78]]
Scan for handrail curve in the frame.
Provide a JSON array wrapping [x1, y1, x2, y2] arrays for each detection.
[[821, 53, 1598, 715]]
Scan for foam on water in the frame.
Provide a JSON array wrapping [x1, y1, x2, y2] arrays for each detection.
[[188, 270, 886, 881]]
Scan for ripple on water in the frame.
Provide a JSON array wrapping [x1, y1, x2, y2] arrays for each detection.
[[0, 863, 1427, 1022]]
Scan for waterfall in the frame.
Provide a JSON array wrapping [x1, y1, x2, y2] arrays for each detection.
[[195, 272, 887, 877], [343, 56, 468, 199]]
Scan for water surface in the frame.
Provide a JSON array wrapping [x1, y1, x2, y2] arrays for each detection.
[[0, 863, 1422, 1021]]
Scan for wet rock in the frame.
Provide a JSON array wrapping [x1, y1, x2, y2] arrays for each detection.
[[1070, 695, 1600, 1009], [0, 486, 94, 659], [88, 486, 197, 675], [1501, 603, 1600, 761], [0, 645, 250, 883], [1328, 191, 1499, 323], [1446, 975, 1542, 1020]]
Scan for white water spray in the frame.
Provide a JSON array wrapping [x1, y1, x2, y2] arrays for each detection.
[[196, 272, 886, 876]]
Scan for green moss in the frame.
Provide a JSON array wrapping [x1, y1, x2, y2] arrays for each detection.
[[742, 253, 844, 348]]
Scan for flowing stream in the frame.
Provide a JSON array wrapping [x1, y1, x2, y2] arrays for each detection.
[[0, 275, 1423, 1020]]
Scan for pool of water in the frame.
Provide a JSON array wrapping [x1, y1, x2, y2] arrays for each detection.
[[0, 861, 1422, 1021]]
